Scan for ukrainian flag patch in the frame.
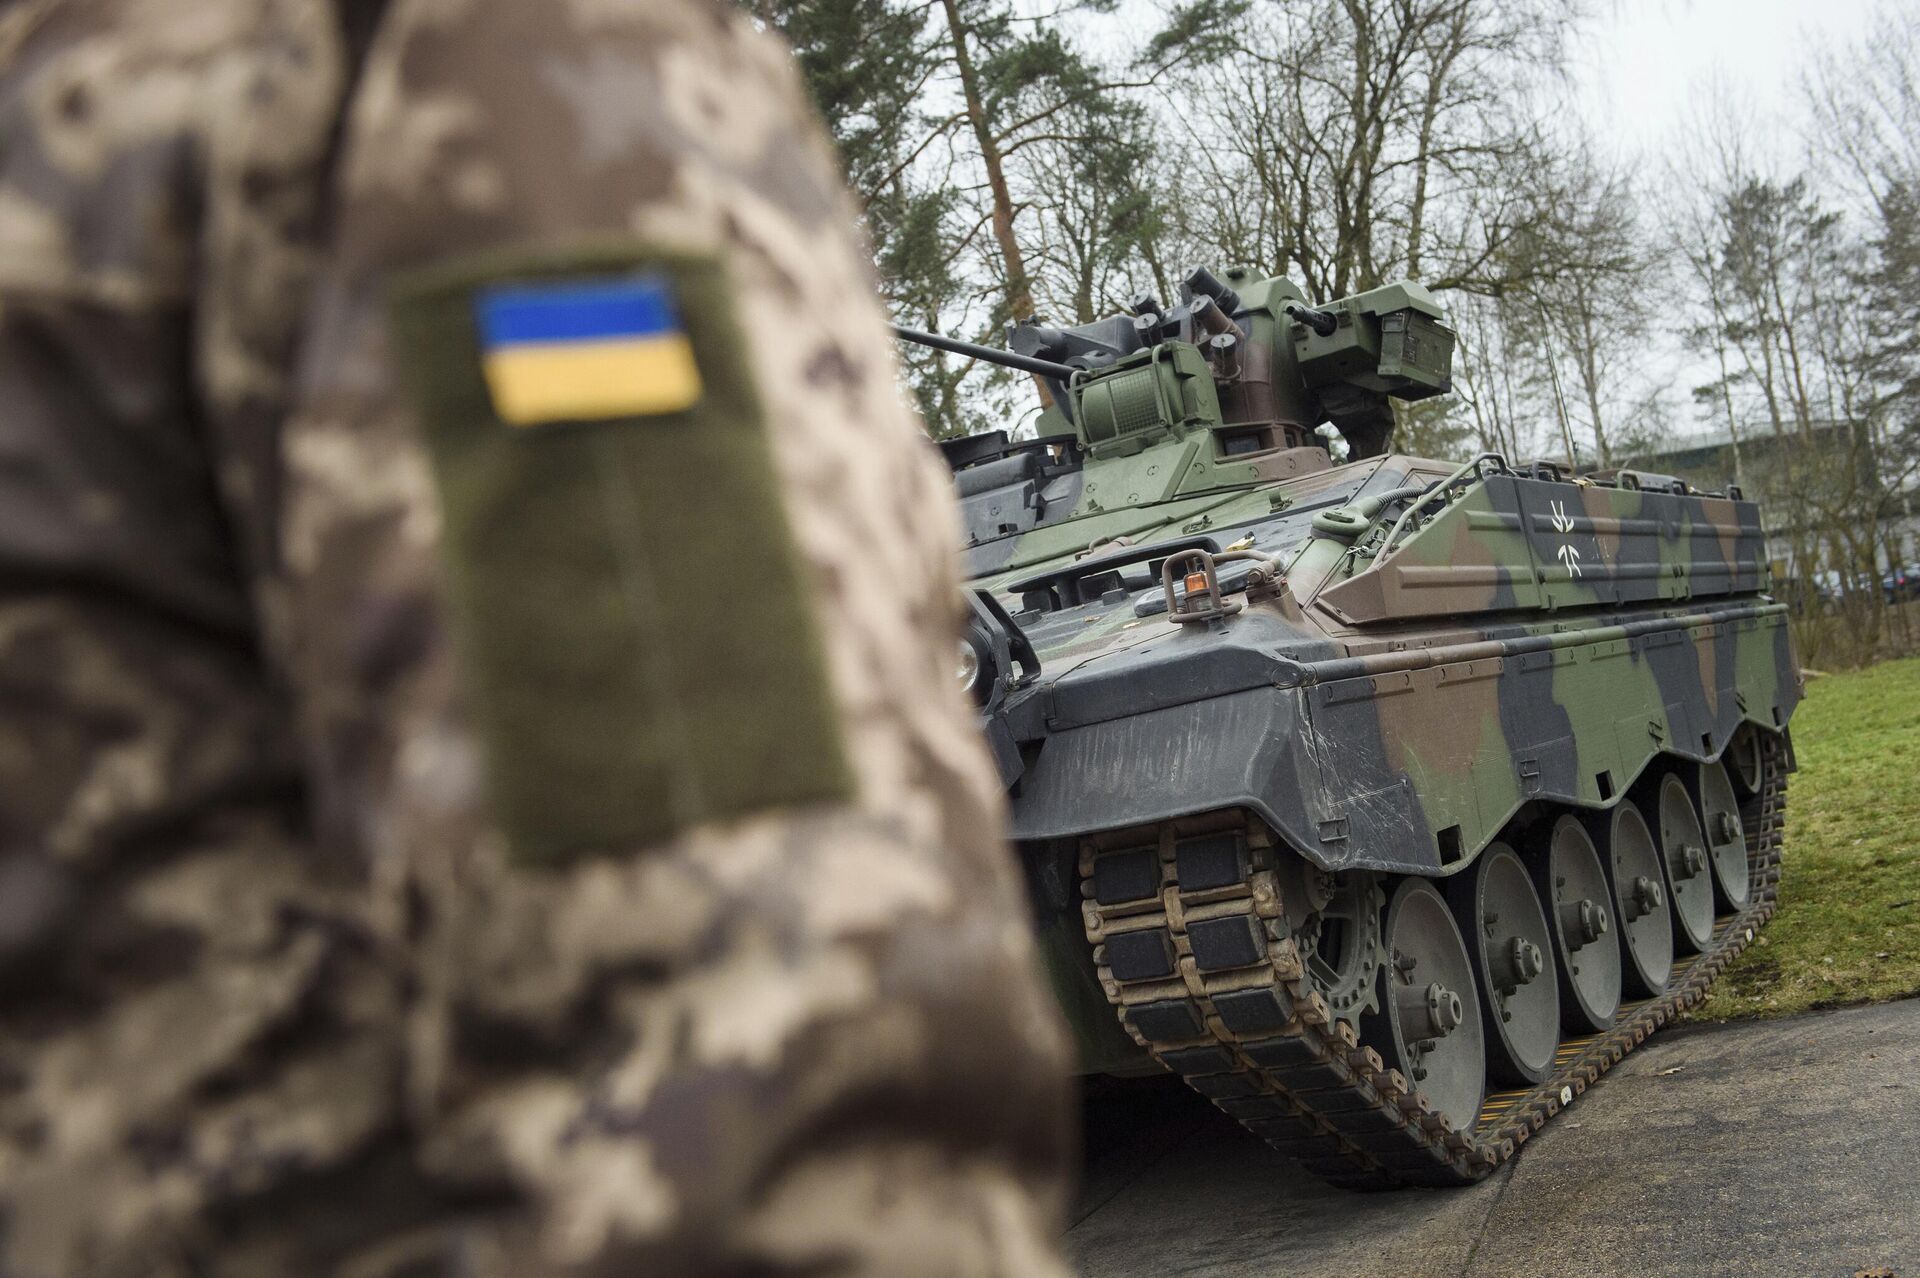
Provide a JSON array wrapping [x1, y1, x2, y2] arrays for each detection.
[[387, 246, 854, 865], [474, 274, 703, 425]]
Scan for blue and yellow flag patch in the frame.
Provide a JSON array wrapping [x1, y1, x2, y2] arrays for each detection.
[[474, 275, 703, 425], [387, 248, 852, 866]]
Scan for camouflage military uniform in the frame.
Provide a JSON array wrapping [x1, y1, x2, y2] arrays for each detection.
[[0, 1, 1072, 1273]]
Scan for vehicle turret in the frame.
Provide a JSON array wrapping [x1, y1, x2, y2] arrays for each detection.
[[898, 266, 1456, 550]]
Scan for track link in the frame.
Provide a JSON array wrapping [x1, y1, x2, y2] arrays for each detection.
[[1080, 735, 1789, 1188]]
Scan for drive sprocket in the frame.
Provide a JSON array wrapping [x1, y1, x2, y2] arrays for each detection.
[[1279, 860, 1384, 1023]]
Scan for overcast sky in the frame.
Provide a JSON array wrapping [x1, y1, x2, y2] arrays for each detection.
[[1563, 0, 1886, 435], [1572, 0, 1879, 156]]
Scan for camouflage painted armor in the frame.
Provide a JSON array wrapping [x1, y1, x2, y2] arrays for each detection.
[[0, 2, 1071, 1274], [927, 266, 1800, 1187]]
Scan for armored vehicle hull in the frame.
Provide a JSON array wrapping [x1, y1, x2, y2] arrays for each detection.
[[926, 266, 1799, 1189]]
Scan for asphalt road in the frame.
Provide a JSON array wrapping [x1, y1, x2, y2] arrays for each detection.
[[1070, 998, 1920, 1278]]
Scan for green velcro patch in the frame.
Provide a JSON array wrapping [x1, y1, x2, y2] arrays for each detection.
[[388, 245, 854, 866]]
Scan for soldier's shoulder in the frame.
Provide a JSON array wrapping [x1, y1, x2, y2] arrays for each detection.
[[0, 0, 334, 75], [366, 0, 812, 112], [0, 0, 342, 305], [341, 0, 851, 242]]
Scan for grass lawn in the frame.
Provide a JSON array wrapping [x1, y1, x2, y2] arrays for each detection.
[[1692, 655, 1920, 1020]]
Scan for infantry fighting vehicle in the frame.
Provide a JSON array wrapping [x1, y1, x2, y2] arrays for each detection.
[[899, 265, 1799, 1188]]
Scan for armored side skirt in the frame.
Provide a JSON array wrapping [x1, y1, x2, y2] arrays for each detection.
[[1009, 602, 1797, 876]]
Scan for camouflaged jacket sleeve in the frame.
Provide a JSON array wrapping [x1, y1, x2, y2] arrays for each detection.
[[0, 0, 1072, 1274], [285, 2, 1076, 1269], [0, 2, 407, 1275]]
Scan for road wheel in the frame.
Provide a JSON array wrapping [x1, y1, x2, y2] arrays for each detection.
[[1363, 878, 1488, 1132], [1530, 814, 1623, 1034], [1447, 844, 1561, 1086], [1591, 800, 1673, 999], [1655, 772, 1716, 954], [1698, 759, 1752, 912]]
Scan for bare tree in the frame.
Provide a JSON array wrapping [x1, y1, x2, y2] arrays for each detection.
[[1521, 155, 1666, 467], [1665, 95, 1920, 665], [1154, 0, 1585, 302], [1804, 6, 1920, 220]]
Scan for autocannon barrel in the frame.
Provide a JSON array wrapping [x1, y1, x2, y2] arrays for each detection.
[[892, 325, 1079, 380]]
